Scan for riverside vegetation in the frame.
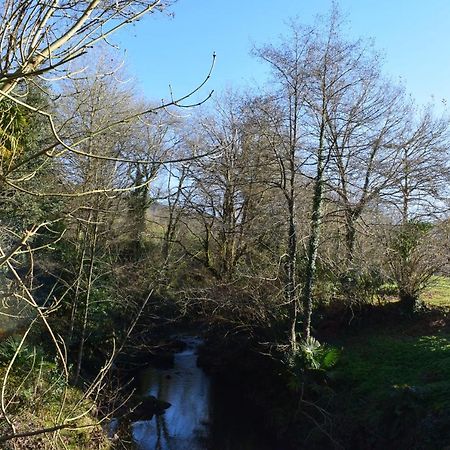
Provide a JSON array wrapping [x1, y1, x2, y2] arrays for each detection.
[[1, 2, 450, 449]]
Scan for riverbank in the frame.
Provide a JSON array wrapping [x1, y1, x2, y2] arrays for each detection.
[[196, 303, 450, 449], [0, 345, 109, 450], [4, 299, 450, 449]]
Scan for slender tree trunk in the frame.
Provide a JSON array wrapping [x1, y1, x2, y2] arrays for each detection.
[[302, 115, 326, 341], [302, 181, 323, 340], [402, 178, 409, 225], [203, 221, 216, 276], [402, 147, 410, 225], [68, 229, 87, 344], [286, 87, 300, 349], [162, 166, 186, 262], [287, 195, 298, 348], [344, 210, 360, 267], [162, 216, 175, 262], [74, 216, 98, 384]]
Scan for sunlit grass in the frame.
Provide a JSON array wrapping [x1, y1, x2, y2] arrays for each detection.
[[423, 276, 450, 308], [336, 335, 450, 404]]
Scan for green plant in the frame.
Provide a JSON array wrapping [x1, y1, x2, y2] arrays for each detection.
[[338, 267, 386, 305], [285, 337, 340, 391], [387, 221, 438, 311], [0, 336, 45, 370]]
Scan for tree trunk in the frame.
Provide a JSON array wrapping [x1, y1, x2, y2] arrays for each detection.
[[399, 289, 422, 312], [68, 227, 87, 344], [302, 175, 323, 341], [74, 217, 98, 384], [344, 209, 361, 267], [344, 217, 356, 266], [286, 195, 298, 348], [302, 113, 326, 341]]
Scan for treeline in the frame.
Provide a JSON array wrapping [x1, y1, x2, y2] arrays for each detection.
[[146, 15, 450, 340], [0, 4, 450, 449]]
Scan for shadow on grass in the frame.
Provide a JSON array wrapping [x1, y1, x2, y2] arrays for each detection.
[[330, 330, 450, 449]]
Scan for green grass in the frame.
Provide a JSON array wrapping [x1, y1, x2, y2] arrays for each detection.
[[336, 335, 450, 406], [377, 276, 450, 308], [332, 333, 450, 448], [423, 276, 450, 308], [0, 338, 110, 449]]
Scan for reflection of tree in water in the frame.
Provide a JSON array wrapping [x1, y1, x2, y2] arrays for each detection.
[[153, 370, 173, 450], [133, 338, 213, 450], [154, 412, 172, 450]]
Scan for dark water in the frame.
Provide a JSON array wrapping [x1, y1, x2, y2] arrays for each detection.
[[131, 337, 276, 450]]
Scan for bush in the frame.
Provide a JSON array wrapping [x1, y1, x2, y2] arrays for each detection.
[[0, 336, 45, 371], [337, 267, 385, 305], [386, 221, 445, 311]]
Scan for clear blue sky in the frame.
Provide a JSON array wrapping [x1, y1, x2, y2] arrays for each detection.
[[114, 0, 450, 108]]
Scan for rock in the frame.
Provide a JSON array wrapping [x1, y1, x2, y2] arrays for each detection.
[[127, 395, 171, 422]]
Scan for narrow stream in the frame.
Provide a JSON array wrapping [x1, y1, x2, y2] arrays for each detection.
[[131, 337, 277, 450]]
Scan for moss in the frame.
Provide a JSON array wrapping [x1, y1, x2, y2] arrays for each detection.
[[0, 364, 110, 449]]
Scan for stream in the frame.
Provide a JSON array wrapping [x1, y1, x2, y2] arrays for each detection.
[[131, 337, 277, 450]]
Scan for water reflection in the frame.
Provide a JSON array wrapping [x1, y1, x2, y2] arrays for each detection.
[[132, 337, 209, 450], [132, 337, 277, 450]]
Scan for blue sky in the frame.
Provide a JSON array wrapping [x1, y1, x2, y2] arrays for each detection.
[[114, 1, 450, 108]]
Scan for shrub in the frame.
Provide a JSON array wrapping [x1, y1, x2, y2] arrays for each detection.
[[285, 337, 340, 391]]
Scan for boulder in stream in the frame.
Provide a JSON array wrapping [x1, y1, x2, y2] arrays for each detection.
[[127, 395, 171, 422]]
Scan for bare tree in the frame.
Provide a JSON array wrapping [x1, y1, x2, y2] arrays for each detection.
[[324, 75, 406, 268], [0, 0, 168, 94], [180, 96, 271, 282], [254, 11, 385, 343], [389, 106, 450, 224], [253, 26, 311, 346]]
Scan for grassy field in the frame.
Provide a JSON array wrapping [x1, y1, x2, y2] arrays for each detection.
[[423, 276, 450, 308], [333, 333, 450, 449], [326, 276, 450, 448]]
